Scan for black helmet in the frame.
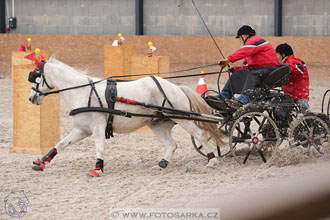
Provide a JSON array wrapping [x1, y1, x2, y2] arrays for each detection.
[[235, 25, 256, 38], [275, 43, 294, 56]]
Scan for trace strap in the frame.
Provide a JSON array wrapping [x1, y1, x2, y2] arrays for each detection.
[[70, 107, 220, 124]]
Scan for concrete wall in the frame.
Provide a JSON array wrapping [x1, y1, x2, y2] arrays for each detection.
[[144, 0, 274, 36], [5, 0, 135, 35], [283, 0, 330, 36], [3, 0, 330, 36]]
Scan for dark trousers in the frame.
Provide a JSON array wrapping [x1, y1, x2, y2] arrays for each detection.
[[222, 66, 279, 95]]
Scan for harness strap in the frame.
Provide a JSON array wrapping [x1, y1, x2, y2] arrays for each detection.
[[40, 62, 53, 90], [88, 80, 103, 108], [104, 78, 117, 139], [150, 75, 174, 108], [69, 107, 219, 124]]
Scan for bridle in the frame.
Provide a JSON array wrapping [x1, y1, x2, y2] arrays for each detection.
[[29, 61, 54, 96]]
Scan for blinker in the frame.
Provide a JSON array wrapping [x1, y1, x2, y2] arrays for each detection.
[[28, 71, 41, 83]]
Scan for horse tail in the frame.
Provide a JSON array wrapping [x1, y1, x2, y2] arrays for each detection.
[[179, 86, 224, 146]]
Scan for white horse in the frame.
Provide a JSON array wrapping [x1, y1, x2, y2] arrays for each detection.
[[28, 56, 224, 177]]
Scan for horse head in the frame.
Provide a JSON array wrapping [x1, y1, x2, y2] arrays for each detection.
[[26, 53, 54, 105]]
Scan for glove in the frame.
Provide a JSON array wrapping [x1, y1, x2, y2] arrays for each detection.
[[219, 59, 230, 67], [228, 67, 235, 73]]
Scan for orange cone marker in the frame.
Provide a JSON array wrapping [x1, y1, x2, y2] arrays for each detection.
[[195, 71, 208, 94]]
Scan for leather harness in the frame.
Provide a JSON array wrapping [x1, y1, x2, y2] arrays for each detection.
[[105, 78, 117, 139], [100, 76, 173, 139]]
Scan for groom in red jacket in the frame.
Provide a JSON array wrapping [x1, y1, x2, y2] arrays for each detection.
[[219, 25, 280, 108], [275, 43, 310, 110]]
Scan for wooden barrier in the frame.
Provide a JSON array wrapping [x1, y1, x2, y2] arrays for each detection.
[[130, 56, 169, 80], [104, 45, 136, 79], [10, 51, 60, 155]]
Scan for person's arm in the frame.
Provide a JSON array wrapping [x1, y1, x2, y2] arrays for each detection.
[[287, 60, 306, 75], [228, 46, 256, 63]]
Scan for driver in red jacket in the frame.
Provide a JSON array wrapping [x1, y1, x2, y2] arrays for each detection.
[[275, 43, 310, 110], [219, 25, 280, 108]]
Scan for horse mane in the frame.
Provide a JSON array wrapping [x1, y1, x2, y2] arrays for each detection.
[[179, 86, 225, 146], [48, 54, 91, 79]]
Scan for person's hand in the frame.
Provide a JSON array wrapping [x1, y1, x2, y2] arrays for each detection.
[[219, 59, 230, 67], [228, 67, 235, 73]]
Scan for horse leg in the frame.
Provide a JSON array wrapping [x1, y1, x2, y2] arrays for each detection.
[[32, 128, 91, 171], [148, 121, 177, 170], [87, 126, 106, 177], [173, 120, 219, 169]]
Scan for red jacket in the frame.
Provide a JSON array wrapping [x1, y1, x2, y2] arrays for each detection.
[[282, 55, 309, 101], [228, 36, 279, 70]]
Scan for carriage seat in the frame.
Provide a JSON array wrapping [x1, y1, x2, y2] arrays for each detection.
[[259, 64, 291, 91]]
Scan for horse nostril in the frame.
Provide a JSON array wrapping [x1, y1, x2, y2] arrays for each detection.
[[29, 97, 31, 101]]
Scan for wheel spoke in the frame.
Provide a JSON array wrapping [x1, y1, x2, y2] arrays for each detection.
[[242, 144, 254, 164], [235, 125, 246, 137], [256, 117, 267, 135], [312, 143, 324, 155], [258, 149, 267, 163]]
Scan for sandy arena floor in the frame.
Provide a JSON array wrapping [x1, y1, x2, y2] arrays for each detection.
[[0, 76, 330, 219]]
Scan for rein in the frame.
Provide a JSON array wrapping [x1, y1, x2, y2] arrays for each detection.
[[32, 64, 226, 97], [35, 77, 106, 97], [111, 63, 220, 79]]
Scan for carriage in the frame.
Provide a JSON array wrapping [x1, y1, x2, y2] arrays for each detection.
[[192, 64, 330, 165], [27, 55, 330, 175]]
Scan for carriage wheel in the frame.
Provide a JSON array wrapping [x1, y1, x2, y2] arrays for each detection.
[[229, 112, 281, 165], [191, 136, 221, 158], [288, 114, 330, 156], [191, 125, 231, 158]]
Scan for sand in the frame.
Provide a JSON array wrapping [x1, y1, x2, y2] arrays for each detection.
[[0, 76, 330, 220]]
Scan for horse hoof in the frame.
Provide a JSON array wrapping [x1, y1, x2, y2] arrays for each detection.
[[158, 159, 169, 169], [87, 169, 100, 177], [32, 159, 45, 171]]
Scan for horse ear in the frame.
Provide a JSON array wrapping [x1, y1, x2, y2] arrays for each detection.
[[49, 52, 58, 61]]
